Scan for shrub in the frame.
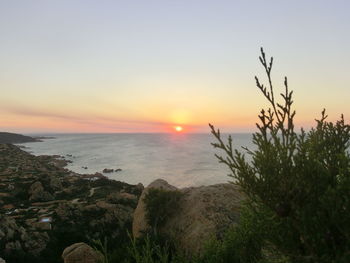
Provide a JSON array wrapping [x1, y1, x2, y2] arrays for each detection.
[[210, 48, 350, 262], [195, 204, 265, 263], [144, 188, 183, 235], [128, 234, 172, 263]]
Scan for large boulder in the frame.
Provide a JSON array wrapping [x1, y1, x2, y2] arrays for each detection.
[[133, 179, 177, 237], [132, 179, 244, 255], [0, 257, 6, 263], [62, 242, 103, 263]]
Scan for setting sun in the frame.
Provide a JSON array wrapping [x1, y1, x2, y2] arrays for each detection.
[[175, 126, 183, 132]]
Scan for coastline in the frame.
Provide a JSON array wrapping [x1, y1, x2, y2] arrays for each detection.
[[0, 143, 143, 262], [0, 142, 244, 262]]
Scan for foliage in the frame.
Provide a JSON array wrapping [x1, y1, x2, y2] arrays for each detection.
[[105, 207, 269, 263], [144, 188, 183, 234], [128, 234, 173, 263], [101, 204, 277, 263], [210, 48, 350, 262], [194, 204, 265, 263], [91, 238, 110, 263]]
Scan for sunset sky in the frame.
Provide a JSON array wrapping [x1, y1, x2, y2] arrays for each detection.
[[0, 0, 349, 133]]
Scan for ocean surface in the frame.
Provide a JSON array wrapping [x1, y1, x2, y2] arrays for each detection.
[[19, 133, 254, 188]]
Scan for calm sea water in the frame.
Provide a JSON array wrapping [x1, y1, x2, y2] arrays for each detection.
[[19, 133, 254, 187]]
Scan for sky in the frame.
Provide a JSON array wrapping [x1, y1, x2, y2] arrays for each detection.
[[0, 0, 349, 133]]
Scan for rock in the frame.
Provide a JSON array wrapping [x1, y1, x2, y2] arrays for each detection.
[[55, 203, 80, 221], [50, 176, 62, 191], [0, 257, 6, 263], [103, 168, 114, 173], [119, 192, 137, 201], [5, 240, 22, 252], [54, 158, 71, 167], [115, 168, 122, 172], [136, 183, 144, 191], [22, 231, 50, 255], [3, 204, 14, 210], [132, 179, 244, 255], [29, 181, 54, 202], [0, 215, 49, 256], [62, 242, 103, 263], [33, 221, 51, 231], [30, 180, 44, 193], [133, 179, 178, 237]]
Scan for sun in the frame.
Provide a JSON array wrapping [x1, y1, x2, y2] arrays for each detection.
[[174, 126, 183, 132]]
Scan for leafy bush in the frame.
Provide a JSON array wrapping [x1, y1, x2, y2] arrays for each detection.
[[144, 188, 183, 235], [195, 204, 265, 263], [210, 48, 350, 262], [91, 238, 109, 263], [128, 234, 172, 263]]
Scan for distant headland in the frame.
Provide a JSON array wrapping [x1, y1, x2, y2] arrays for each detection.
[[0, 132, 54, 144]]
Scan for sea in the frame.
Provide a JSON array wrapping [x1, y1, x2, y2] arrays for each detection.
[[18, 133, 254, 188]]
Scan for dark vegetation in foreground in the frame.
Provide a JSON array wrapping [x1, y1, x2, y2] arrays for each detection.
[[95, 49, 350, 262]]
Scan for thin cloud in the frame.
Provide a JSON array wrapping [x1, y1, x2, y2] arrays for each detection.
[[1, 105, 172, 128]]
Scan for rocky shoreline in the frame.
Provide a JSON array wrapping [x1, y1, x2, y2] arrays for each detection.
[[0, 143, 143, 263], [0, 143, 243, 263]]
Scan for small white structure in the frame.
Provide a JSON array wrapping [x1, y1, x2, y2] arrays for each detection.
[[36, 217, 52, 230], [40, 217, 52, 223]]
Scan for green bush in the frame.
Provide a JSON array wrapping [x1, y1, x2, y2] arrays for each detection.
[[128, 234, 172, 263], [144, 188, 183, 235], [195, 204, 265, 263], [210, 48, 350, 263]]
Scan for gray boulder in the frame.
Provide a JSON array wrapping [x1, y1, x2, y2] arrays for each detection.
[[62, 242, 103, 263], [132, 179, 244, 255], [133, 179, 177, 237]]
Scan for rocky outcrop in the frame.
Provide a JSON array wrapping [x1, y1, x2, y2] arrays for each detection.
[[29, 181, 54, 202], [62, 243, 103, 263], [133, 179, 177, 237], [132, 179, 244, 255], [49, 176, 62, 191], [0, 215, 49, 256], [102, 168, 122, 173], [0, 143, 143, 262], [54, 200, 135, 241]]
